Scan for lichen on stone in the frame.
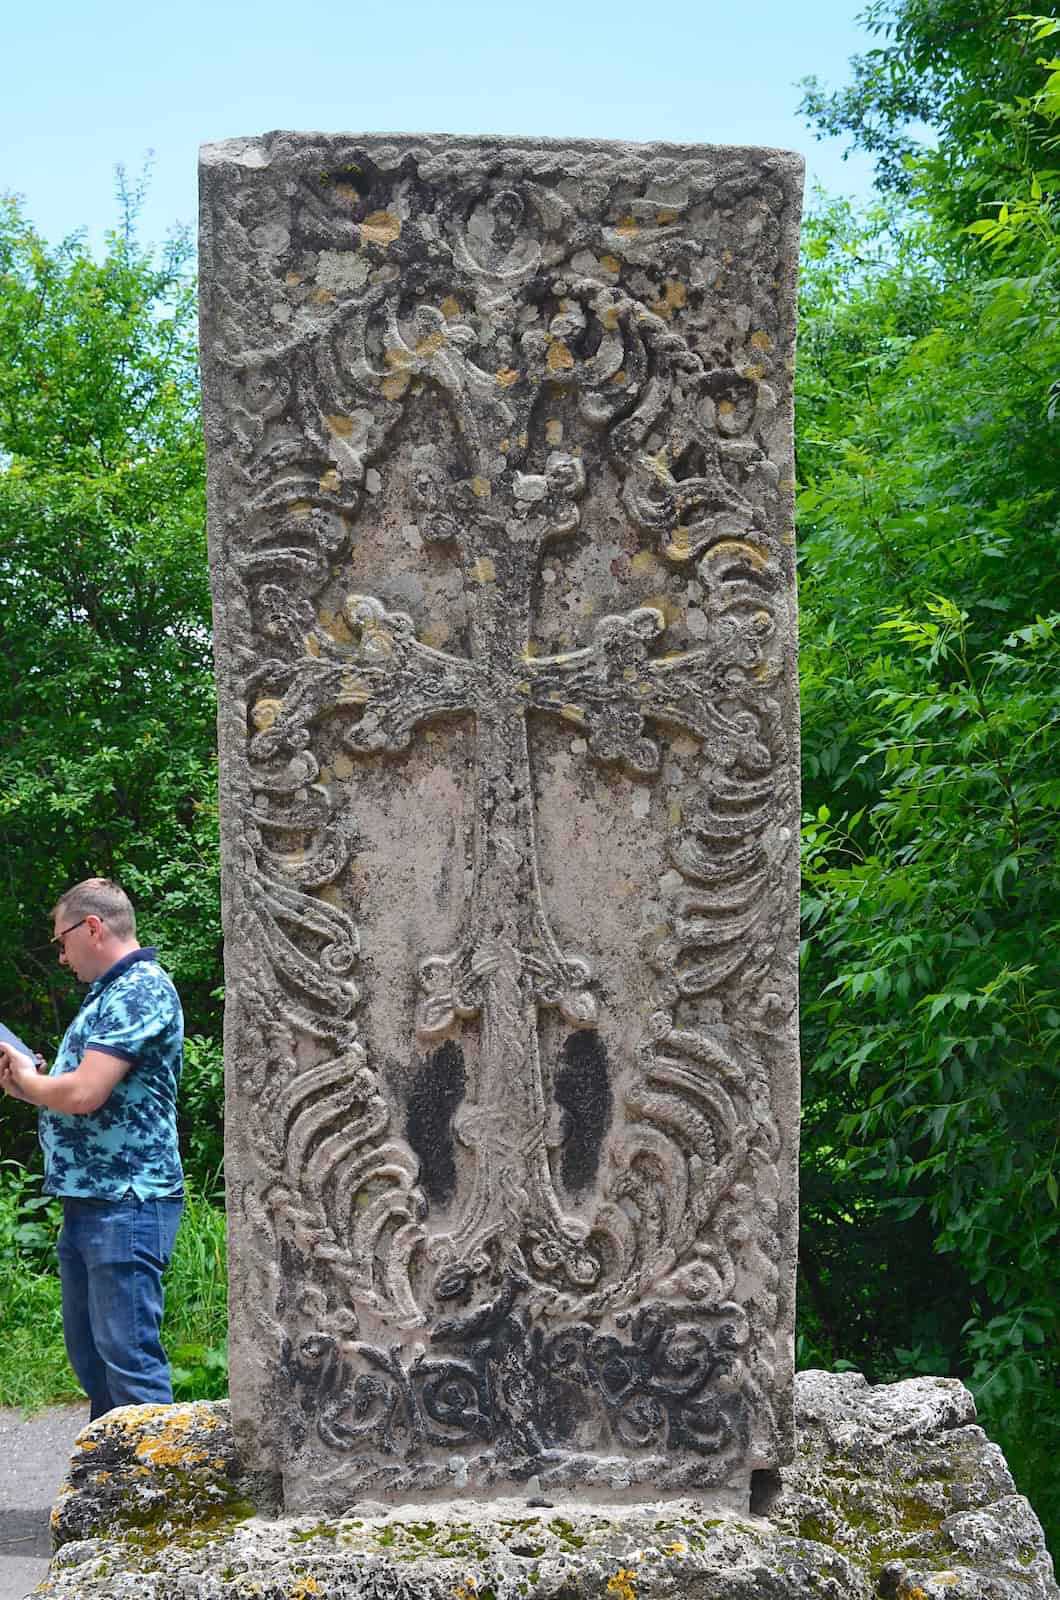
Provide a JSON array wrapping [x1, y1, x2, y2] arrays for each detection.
[[31, 1374, 1059, 1600]]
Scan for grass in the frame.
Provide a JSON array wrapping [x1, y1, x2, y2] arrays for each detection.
[[0, 1162, 228, 1411]]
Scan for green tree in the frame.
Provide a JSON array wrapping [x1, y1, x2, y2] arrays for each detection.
[[799, 1, 1060, 228], [796, 5, 1060, 1553], [0, 189, 222, 1177]]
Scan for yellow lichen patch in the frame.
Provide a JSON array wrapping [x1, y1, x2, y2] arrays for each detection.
[[422, 623, 451, 649], [333, 753, 355, 779], [546, 419, 564, 446], [251, 699, 282, 732], [717, 400, 734, 418], [750, 329, 773, 351], [332, 182, 359, 207], [416, 329, 446, 360], [600, 254, 621, 274], [559, 704, 587, 724], [499, 438, 510, 452], [318, 468, 340, 493], [664, 280, 686, 310], [631, 550, 662, 574], [496, 367, 520, 388], [291, 1578, 322, 1599], [289, 500, 312, 521], [360, 210, 401, 247], [614, 216, 639, 237], [608, 1570, 638, 1600], [706, 538, 769, 570], [665, 525, 693, 562], [741, 363, 765, 381], [518, 431, 529, 449], [340, 671, 374, 698], [440, 295, 461, 319], [644, 592, 680, 625], [135, 1441, 209, 1468], [285, 271, 303, 287], [612, 368, 628, 386], [75, 1439, 100, 1452], [471, 476, 492, 499], [318, 608, 354, 645], [471, 556, 496, 583], [310, 287, 334, 306], [547, 340, 574, 373], [326, 414, 354, 437], [384, 347, 414, 370], [516, 679, 531, 696], [382, 371, 410, 400]]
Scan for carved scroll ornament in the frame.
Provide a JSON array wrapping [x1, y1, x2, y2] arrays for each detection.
[[201, 133, 802, 1506]]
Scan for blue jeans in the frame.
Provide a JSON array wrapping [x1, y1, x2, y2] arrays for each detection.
[[58, 1193, 183, 1420]]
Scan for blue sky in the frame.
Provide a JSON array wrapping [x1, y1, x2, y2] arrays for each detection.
[[3, 0, 882, 254]]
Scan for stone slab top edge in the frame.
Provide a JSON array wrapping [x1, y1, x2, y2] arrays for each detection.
[[198, 130, 806, 174]]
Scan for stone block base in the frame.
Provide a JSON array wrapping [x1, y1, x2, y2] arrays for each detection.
[[38, 1372, 1057, 1599]]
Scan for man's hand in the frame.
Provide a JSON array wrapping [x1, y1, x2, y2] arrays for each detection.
[[0, 1043, 39, 1102], [0, 1045, 130, 1113]]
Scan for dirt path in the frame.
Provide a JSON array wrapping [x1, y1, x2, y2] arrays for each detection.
[[0, 1402, 87, 1600]]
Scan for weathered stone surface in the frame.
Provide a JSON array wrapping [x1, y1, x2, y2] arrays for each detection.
[[36, 1375, 1058, 1598], [199, 131, 803, 1509]]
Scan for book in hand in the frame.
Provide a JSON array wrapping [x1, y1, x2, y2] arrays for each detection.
[[0, 1022, 38, 1064]]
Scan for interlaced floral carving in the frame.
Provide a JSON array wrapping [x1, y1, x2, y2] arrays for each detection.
[[201, 134, 801, 1500]]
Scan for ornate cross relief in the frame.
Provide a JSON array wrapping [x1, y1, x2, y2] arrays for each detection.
[[201, 133, 803, 1510]]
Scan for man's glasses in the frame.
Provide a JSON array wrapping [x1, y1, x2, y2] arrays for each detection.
[[51, 918, 90, 949]]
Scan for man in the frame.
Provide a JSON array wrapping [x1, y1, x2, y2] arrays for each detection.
[[0, 878, 184, 1419]]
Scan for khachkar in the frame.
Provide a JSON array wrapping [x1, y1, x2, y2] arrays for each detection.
[[200, 132, 803, 1512]]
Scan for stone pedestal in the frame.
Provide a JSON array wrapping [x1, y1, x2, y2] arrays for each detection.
[[37, 1376, 1060, 1599], [199, 132, 803, 1510]]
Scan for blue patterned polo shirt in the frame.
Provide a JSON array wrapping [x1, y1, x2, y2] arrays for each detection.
[[40, 948, 185, 1200]]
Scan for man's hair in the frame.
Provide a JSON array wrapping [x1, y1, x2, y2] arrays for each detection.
[[53, 878, 137, 941]]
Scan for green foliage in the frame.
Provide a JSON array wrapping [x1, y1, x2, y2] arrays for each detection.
[[0, 184, 223, 1183], [796, 3, 1060, 1558], [799, 3, 1060, 229], [179, 1034, 226, 1201], [0, 1162, 227, 1409], [162, 1189, 229, 1400], [0, 1161, 69, 1410]]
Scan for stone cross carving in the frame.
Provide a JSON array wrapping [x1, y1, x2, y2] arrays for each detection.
[[200, 132, 803, 1512]]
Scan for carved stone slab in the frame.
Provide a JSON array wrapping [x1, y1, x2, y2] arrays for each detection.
[[199, 131, 803, 1512]]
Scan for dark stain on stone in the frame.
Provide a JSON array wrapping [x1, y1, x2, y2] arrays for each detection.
[[554, 1030, 611, 1196], [406, 1041, 466, 1206]]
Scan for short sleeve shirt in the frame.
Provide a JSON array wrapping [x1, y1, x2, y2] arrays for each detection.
[[39, 948, 185, 1200]]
